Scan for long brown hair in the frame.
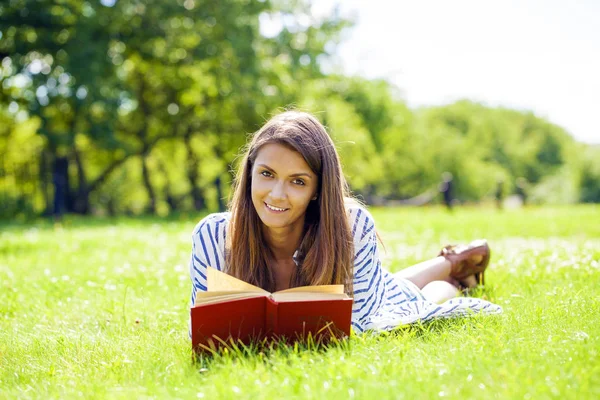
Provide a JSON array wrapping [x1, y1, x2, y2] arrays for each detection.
[[226, 111, 354, 294]]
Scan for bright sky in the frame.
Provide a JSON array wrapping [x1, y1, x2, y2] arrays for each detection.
[[318, 0, 600, 144]]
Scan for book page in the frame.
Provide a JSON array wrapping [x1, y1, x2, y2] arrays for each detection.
[[207, 267, 268, 293], [274, 284, 345, 295], [194, 290, 266, 306], [271, 292, 350, 303]]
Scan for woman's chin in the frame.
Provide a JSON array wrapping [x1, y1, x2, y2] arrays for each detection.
[[258, 211, 300, 230], [259, 217, 289, 229]]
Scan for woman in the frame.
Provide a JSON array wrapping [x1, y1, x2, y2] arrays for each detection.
[[190, 111, 501, 333]]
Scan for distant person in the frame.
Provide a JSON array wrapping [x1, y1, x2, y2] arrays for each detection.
[[495, 179, 504, 210], [189, 111, 501, 336], [515, 177, 528, 206], [439, 172, 454, 211]]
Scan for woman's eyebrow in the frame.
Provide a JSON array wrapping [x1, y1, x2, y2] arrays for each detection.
[[256, 164, 312, 178], [256, 163, 275, 173], [289, 173, 312, 178]]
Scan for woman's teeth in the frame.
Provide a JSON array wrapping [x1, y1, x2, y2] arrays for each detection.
[[266, 203, 287, 211]]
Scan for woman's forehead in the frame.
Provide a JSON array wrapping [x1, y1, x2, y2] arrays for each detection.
[[254, 143, 315, 175]]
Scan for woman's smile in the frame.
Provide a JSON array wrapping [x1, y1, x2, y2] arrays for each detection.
[[264, 202, 289, 212]]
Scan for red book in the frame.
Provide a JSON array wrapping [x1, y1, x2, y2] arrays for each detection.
[[191, 268, 353, 352]]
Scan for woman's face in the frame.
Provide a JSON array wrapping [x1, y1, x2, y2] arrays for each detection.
[[251, 143, 318, 233]]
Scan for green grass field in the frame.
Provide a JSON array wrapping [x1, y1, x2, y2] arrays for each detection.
[[1, 206, 599, 399]]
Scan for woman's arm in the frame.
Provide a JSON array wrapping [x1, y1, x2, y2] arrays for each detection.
[[349, 208, 386, 333], [189, 214, 228, 307]]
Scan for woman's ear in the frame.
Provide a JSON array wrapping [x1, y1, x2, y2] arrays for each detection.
[[311, 194, 318, 201]]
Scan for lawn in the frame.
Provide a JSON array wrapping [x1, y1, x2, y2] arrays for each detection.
[[1, 206, 599, 399]]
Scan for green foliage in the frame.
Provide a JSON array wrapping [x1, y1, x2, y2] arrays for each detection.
[[0, 109, 46, 218], [529, 165, 581, 205], [323, 98, 383, 192], [409, 101, 581, 202], [1, 2, 598, 218], [579, 146, 600, 203], [0, 0, 348, 216]]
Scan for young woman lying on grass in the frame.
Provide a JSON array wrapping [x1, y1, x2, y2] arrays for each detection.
[[189, 111, 501, 333]]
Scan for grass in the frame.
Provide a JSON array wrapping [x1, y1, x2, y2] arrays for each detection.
[[1, 205, 599, 399]]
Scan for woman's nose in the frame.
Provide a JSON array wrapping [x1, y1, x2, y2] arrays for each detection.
[[270, 180, 286, 200]]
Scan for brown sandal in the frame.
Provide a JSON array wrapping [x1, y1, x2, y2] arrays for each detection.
[[439, 239, 491, 287]]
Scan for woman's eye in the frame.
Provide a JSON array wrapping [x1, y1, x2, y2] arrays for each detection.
[[260, 171, 272, 177], [293, 179, 305, 186]]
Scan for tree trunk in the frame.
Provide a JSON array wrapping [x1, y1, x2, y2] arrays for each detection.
[[156, 157, 178, 212], [215, 175, 225, 212], [51, 156, 69, 218], [40, 149, 52, 216], [71, 145, 90, 214], [183, 132, 205, 210], [213, 128, 226, 212]]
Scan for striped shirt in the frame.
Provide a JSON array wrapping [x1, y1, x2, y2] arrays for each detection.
[[189, 205, 502, 333]]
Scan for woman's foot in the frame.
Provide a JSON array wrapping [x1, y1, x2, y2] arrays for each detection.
[[439, 239, 490, 287]]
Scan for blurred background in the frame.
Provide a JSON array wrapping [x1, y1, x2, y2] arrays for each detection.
[[1, 0, 599, 220]]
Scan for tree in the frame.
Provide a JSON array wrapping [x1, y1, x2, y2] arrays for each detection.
[[1, 0, 351, 216]]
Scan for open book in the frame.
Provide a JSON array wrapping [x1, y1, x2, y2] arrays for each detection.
[[191, 267, 353, 351]]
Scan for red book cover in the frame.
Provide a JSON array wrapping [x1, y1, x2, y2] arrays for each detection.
[[191, 296, 268, 351], [273, 298, 352, 342], [191, 268, 353, 353], [191, 296, 353, 352]]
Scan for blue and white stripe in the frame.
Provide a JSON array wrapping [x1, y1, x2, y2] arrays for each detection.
[[189, 207, 502, 333]]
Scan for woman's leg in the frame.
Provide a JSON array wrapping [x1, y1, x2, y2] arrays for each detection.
[[394, 256, 452, 289], [394, 256, 480, 289], [420, 280, 459, 304], [394, 259, 476, 303]]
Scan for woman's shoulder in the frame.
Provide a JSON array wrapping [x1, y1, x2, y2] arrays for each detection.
[[345, 200, 376, 241], [192, 211, 231, 236]]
